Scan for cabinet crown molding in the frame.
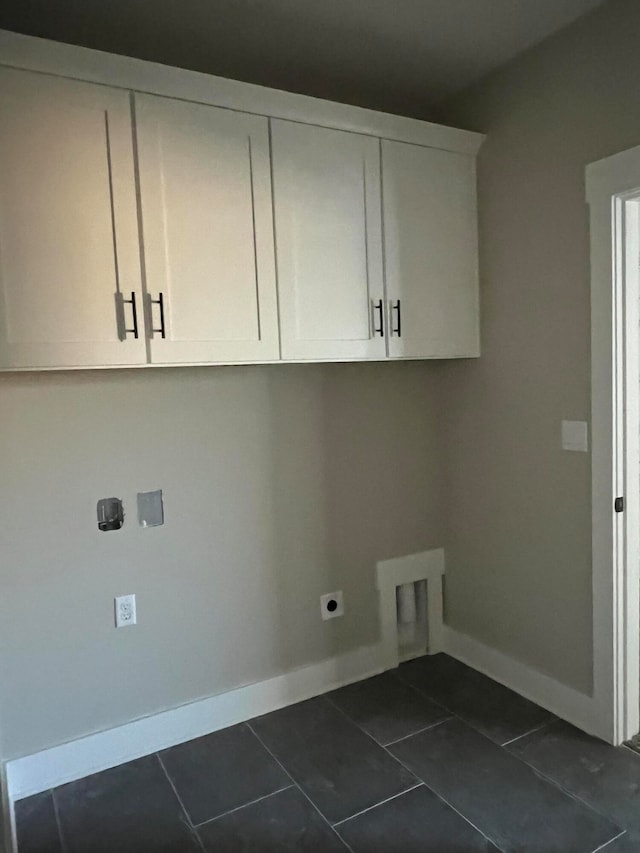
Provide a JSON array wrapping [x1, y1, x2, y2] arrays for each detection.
[[0, 28, 484, 155]]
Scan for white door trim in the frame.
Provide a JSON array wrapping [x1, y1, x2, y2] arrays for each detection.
[[587, 145, 640, 745], [1, 761, 13, 853]]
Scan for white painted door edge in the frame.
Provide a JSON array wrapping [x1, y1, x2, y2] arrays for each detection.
[[5, 643, 384, 803], [0, 762, 14, 853], [587, 144, 640, 745], [376, 548, 445, 672]]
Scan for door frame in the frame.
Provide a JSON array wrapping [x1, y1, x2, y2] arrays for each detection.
[[587, 145, 640, 745], [1, 761, 12, 853]]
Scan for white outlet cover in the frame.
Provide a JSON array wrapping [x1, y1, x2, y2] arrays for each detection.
[[320, 591, 344, 621], [561, 420, 589, 452], [115, 594, 137, 628]]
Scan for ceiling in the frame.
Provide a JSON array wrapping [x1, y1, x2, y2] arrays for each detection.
[[0, 0, 607, 117]]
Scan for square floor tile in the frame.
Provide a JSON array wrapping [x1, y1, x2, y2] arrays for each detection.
[[337, 784, 499, 851], [390, 718, 621, 853], [160, 723, 291, 825], [397, 653, 554, 744], [251, 696, 416, 824], [327, 672, 450, 745], [509, 720, 640, 841], [54, 754, 201, 853], [15, 791, 62, 853], [198, 786, 348, 851]]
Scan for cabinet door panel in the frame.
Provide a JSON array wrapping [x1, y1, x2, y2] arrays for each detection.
[[271, 120, 385, 361], [0, 68, 145, 368], [382, 140, 479, 359], [135, 94, 279, 364]]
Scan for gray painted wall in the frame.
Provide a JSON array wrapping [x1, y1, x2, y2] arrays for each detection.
[[0, 363, 443, 759], [437, 0, 640, 693], [0, 0, 607, 116], [0, 3, 452, 764], [3, 0, 639, 761]]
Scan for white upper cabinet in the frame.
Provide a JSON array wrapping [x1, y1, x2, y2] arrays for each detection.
[[382, 140, 480, 359], [134, 94, 279, 363], [0, 32, 484, 371], [0, 68, 145, 368], [271, 120, 386, 361]]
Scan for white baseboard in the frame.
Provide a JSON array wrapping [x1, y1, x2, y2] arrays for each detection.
[[5, 621, 604, 812], [442, 626, 601, 737], [6, 643, 384, 802]]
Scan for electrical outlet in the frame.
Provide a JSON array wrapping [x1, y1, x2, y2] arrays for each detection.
[[320, 591, 344, 621], [115, 594, 137, 628]]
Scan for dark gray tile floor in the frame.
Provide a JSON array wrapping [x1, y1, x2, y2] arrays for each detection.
[[15, 653, 640, 852]]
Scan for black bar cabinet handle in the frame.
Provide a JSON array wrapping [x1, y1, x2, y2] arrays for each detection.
[[391, 299, 402, 337], [372, 298, 384, 337], [151, 292, 166, 339], [122, 292, 139, 339]]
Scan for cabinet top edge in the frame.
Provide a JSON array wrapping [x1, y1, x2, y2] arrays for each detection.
[[0, 28, 485, 156]]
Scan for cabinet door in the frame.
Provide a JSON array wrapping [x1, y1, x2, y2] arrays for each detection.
[[382, 140, 480, 358], [0, 68, 145, 368], [271, 120, 385, 361], [134, 94, 279, 364]]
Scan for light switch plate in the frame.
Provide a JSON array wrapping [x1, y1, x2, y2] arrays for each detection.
[[562, 420, 589, 452]]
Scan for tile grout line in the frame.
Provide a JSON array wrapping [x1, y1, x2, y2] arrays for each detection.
[[464, 716, 629, 844], [322, 692, 389, 748], [246, 721, 354, 852], [387, 667, 451, 716], [384, 737, 507, 853], [390, 669, 455, 717], [193, 784, 295, 829], [317, 692, 436, 829], [383, 716, 453, 747], [388, 690, 623, 843], [332, 782, 424, 827], [322, 692, 388, 749], [50, 787, 69, 853], [390, 669, 524, 750], [245, 722, 295, 787], [35, 665, 619, 853], [590, 829, 628, 852], [247, 664, 624, 853], [394, 657, 637, 839], [501, 719, 556, 747], [504, 748, 631, 834], [155, 753, 206, 852], [323, 690, 452, 750], [319, 693, 420, 772], [316, 693, 456, 849], [393, 657, 559, 750]]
